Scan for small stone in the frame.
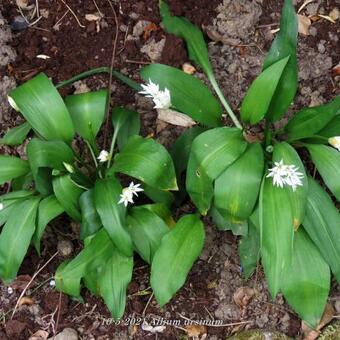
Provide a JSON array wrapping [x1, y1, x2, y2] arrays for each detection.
[[7, 287, 13, 294], [49, 328, 78, 340], [57, 239, 73, 257], [140, 38, 166, 61], [317, 42, 326, 54], [10, 16, 28, 31], [49, 279, 56, 287], [132, 20, 151, 37]]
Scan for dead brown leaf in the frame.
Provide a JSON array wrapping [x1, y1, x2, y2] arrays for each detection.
[[157, 108, 196, 127], [185, 324, 207, 338], [333, 63, 340, 76], [233, 287, 255, 308], [143, 23, 159, 40], [18, 296, 34, 306], [182, 62, 196, 75], [28, 330, 49, 340], [298, 14, 311, 35], [11, 275, 33, 290]]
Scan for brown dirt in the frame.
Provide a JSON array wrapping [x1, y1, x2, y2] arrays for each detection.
[[0, 0, 339, 339]]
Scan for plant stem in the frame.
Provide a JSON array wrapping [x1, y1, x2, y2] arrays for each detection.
[[208, 75, 243, 129], [55, 67, 141, 91], [85, 140, 103, 179], [107, 128, 119, 169], [264, 121, 272, 147]]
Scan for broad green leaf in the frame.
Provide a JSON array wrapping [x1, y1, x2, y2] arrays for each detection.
[[186, 154, 214, 215], [239, 220, 260, 279], [214, 143, 264, 220], [140, 64, 222, 127], [186, 128, 247, 214], [307, 144, 340, 201], [0, 122, 31, 146], [52, 175, 83, 221], [9, 73, 74, 142], [171, 126, 207, 176], [0, 197, 40, 283], [281, 228, 330, 328], [110, 135, 178, 191], [262, 0, 298, 122], [27, 138, 74, 195], [143, 184, 174, 207], [259, 176, 294, 298], [0, 190, 33, 225], [273, 142, 308, 229], [210, 206, 248, 235], [159, 1, 213, 76], [11, 172, 33, 191], [318, 114, 340, 138], [240, 56, 290, 124], [65, 90, 108, 148], [56, 229, 114, 297], [151, 214, 205, 306], [79, 190, 102, 240], [285, 96, 340, 141], [94, 178, 133, 257], [0, 155, 30, 185], [112, 107, 141, 150], [32, 196, 64, 255], [141, 203, 175, 227], [127, 207, 169, 263], [303, 177, 340, 283], [98, 250, 133, 320]]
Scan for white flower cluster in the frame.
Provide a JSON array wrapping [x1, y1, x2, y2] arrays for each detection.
[[118, 182, 144, 207], [139, 79, 171, 110], [329, 136, 340, 151], [267, 159, 304, 192], [98, 150, 110, 163]]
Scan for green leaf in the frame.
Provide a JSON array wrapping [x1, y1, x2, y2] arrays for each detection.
[[27, 138, 74, 195], [98, 250, 133, 320], [65, 90, 108, 148], [214, 143, 264, 220], [11, 172, 33, 191], [140, 64, 222, 127], [262, 0, 298, 122], [0, 197, 40, 283], [303, 177, 340, 283], [159, 1, 213, 76], [171, 126, 207, 176], [79, 190, 102, 240], [307, 144, 340, 201], [239, 220, 260, 279], [9, 73, 74, 142], [140, 203, 176, 227], [0, 190, 33, 225], [273, 142, 308, 229], [52, 175, 83, 221], [186, 128, 247, 214], [281, 228, 330, 328], [112, 107, 141, 150], [127, 207, 169, 263], [94, 178, 133, 257], [318, 114, 340, 138], [110, 135, 178, 191], [0, 155, 30, 185], [285, 96, 340, 141], [56, 229, 114, 297], [32, 196, 64, 255], [0, 122, 31, 146], [240, 56, 290, 124], [151, 214, 205, 306], [143, 184, 174, 207], [259, 176, 294, 298]]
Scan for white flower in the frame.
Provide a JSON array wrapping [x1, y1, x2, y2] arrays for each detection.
[[0, 203, 4, 211], [128, 182, 144, 196], [7, 96, 20, 112], [98, 150, 110, 163], [139, 79, 171, 109], [267, 159, 304, 192], [118, 188, 134, 207], [329, 136, 340, 151], [118, 182, 144, 207]]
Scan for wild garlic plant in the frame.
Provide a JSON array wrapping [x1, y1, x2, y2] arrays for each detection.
[[134, 0, 340, 329], [0, 72, 206, 319]]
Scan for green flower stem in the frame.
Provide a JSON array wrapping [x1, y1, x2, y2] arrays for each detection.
[[56, 67, 142, 91], [208, 75, 243, 129], [107, 128, 119, 169], [264, 121, 272, 147]]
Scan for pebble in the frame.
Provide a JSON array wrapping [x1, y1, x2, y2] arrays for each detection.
[[49, 328, 78, 340], [10, 16, 28, 31], [57, 239, 74, 257]]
